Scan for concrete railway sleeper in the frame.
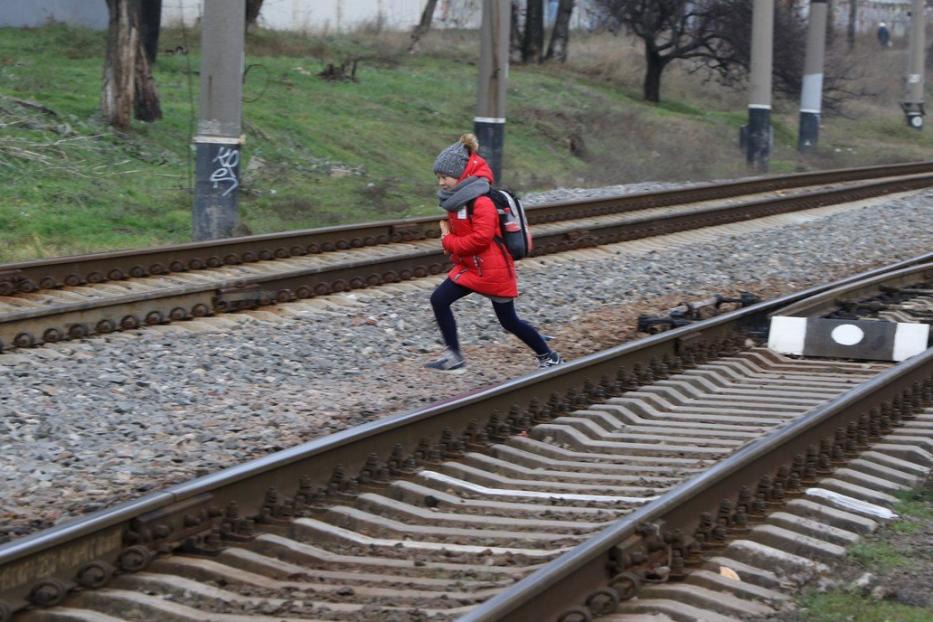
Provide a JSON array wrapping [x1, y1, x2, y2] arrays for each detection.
[[3, 169, 933, 353], [1, 257, 932, 621]]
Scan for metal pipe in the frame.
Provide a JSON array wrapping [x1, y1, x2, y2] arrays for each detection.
[[193, 0, 246, 241], [799, 0, 828, 150], [474, 0, 510, 184]]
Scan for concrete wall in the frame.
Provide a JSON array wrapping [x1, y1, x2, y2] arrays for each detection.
[[160, 0, 478, 31], [0, 0, 108, 29], [828, 0, 917, 38], [1, 0, 598, 33]]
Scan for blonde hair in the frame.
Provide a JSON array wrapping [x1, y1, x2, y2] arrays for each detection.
[[459, 133, 479, 154]]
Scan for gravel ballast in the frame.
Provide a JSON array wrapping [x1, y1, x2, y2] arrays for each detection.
[[2, 184, 932, 542]]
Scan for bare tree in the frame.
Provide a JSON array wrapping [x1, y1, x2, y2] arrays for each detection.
[[847, 0, 857, 50], [596, 0, 737, 102], [101, 0, 161, 129], [545, 0, 576, 62], [511, 1, 524, 61], [139, 0, 161, 64], [826, 0, 836, 46], [715, 0, 859, 113], [716, 1, 805, 94], [408, 0, 440, 53], [523, 0, 545, 62]]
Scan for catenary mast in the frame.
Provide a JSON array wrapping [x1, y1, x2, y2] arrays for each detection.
[[798, 0, 828, 150], [746, 0, 775, 170], [903, 0, 926, 129], [193, 0, 246, 240], [474, 0, 511, 183]]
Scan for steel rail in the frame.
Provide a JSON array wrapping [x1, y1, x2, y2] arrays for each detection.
[[459, 342, 933, 622], [1, 251, 932, 618], [3, 172, 933, 352], [1, 160, 932, 297], [773, 261, 933, 318]]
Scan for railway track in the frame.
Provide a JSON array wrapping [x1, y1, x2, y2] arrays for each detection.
[[2, 256, 932, 621], [3, 161, 933, 352]]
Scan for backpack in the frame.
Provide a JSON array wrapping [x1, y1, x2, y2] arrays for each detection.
[[469, 189, 533, 260]]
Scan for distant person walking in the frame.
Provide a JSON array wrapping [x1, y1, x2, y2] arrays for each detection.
[[878, 22, 891, 47], [425, 134, 563, 372]]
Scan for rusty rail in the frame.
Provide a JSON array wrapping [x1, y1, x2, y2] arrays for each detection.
[[2, 160, 932, 297], [3, 169, 933, 353], [461, 344, 933, 621], [1, 254, 932, 621]]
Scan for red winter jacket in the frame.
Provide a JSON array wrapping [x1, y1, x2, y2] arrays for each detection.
[[441, 154, 518, 298]]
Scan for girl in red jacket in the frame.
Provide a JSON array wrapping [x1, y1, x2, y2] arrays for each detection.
[[425, 134, 563, 371]]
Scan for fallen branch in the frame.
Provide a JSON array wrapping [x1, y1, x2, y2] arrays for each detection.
[[10, 97, 59, 117]]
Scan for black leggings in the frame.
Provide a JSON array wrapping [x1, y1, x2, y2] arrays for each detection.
[[430, 278, 550, 356]]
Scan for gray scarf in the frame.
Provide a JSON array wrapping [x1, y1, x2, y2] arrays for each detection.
[[437, 176, 490, 212]]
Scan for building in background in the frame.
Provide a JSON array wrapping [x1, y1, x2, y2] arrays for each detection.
[[1, 0, 602, 33]]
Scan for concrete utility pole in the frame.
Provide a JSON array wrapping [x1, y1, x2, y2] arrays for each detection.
[[745, 0, 774, 171], [903, 0, 926, 129], [193, 0, 246, 241], [799, 0, 828, 151], [474, 0, 510, 184]]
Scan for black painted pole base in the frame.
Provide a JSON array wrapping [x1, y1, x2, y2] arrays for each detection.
[[746, 107, 771, 171], [193, 140, 241, 241], [798, 111, 820, 151], [473, 120, 505, 185], [902, 102, 925, 130]]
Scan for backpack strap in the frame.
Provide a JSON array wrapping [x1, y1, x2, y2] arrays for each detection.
[[466, 195, 511, 267], [466, 191, 494, 215]]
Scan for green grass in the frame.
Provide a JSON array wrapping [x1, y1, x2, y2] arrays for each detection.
[[801, 592, 933, 622], [847, 541, 909, 572], [790, 479, 933, 621], [3, 24, 933, 262], [890, 487, 933, 534]]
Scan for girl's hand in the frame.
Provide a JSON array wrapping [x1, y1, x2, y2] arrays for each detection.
[[439, 220, 450, 255]]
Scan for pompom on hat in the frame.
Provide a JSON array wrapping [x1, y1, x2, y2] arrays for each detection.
[[433, 134, 479, 179]]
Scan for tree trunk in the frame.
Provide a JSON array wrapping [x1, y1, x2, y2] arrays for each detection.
[[510, 1, 523, 62], [134, 40, 162, 121], [643, 46, 664, 102], [408, 0, 439, 54], [522, 0, 545, 63], [246, 0, 264, 31], [847, 0, 857, 50], [102, 0, 136, 129], [139, 0, 160, 64], [826, 0, 836, 46], [101, 0, 161, 129], [545, 0, 574, 62]]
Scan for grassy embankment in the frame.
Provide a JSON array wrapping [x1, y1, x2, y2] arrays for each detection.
[[1, 24, 931, 262], [791, 482, 933, 621]]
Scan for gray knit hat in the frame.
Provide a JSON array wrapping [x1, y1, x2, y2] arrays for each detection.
[[433, 141, 470, 178]]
